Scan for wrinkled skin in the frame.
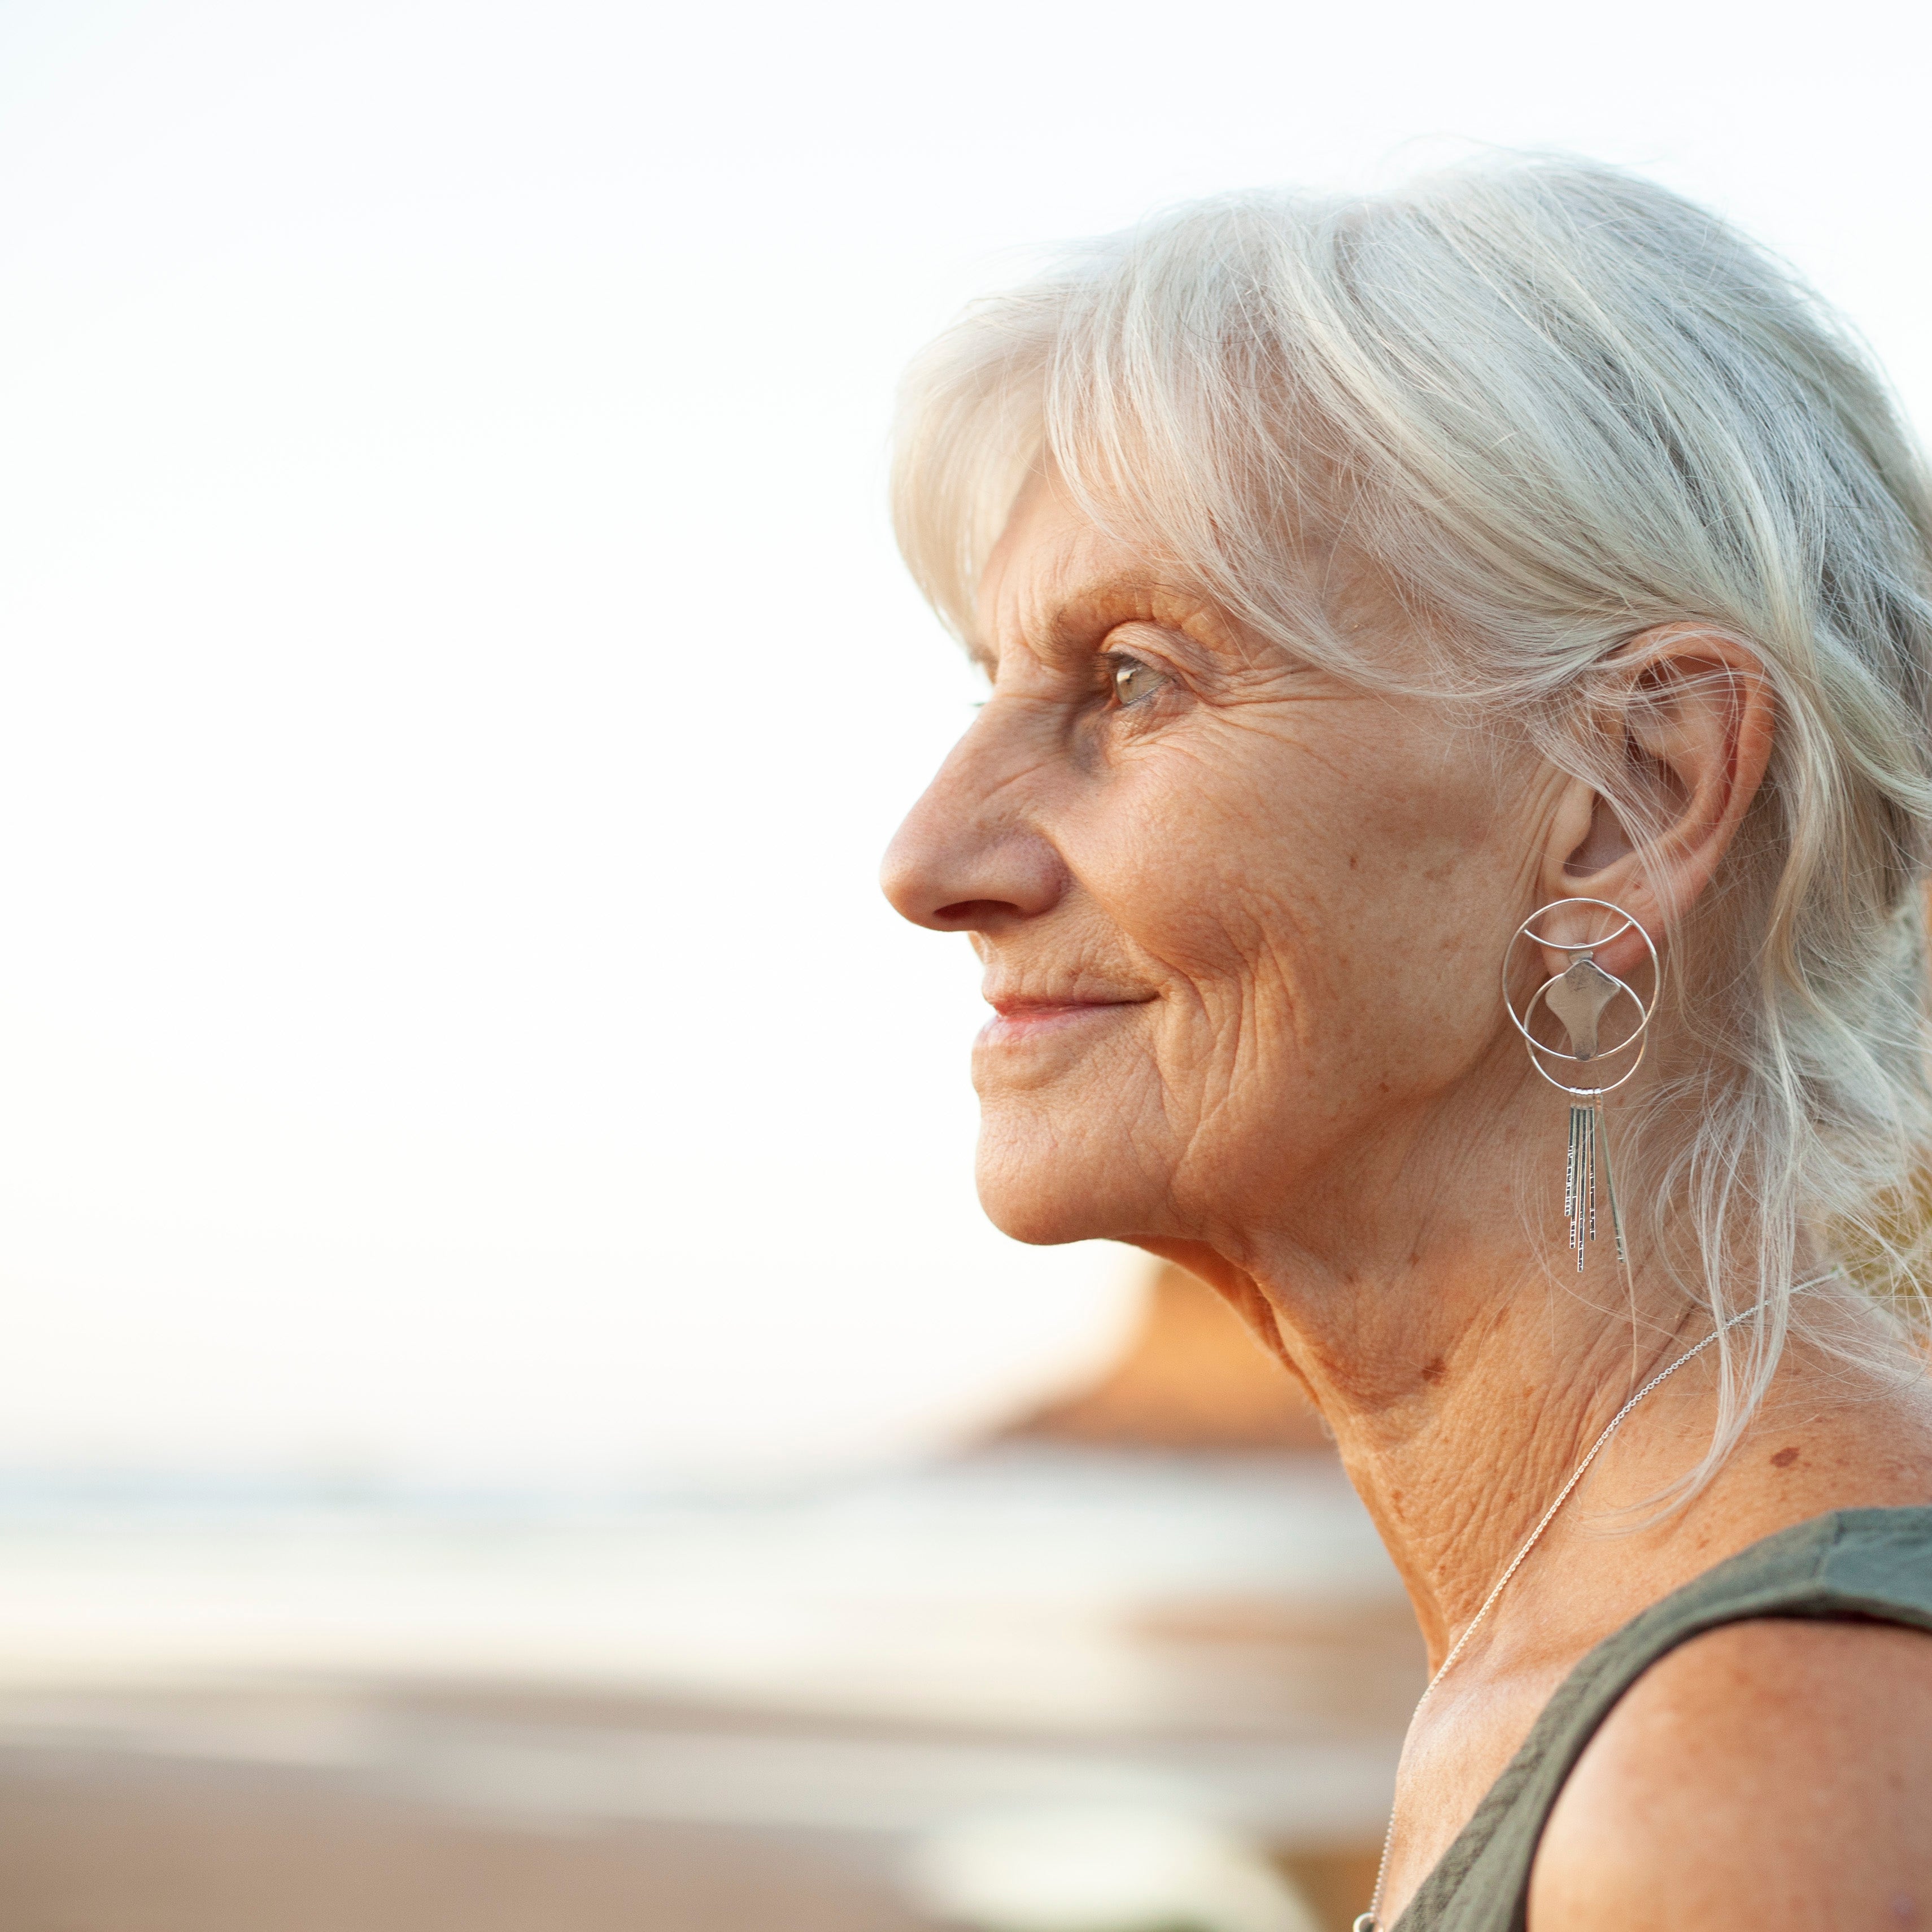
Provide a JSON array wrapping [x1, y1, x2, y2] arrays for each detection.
[[884, 476, 1546, 1276], [882, 476, 1932, 1929]]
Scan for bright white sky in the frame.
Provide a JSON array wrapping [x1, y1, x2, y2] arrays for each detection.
[[0, 0, 1922, 1483]]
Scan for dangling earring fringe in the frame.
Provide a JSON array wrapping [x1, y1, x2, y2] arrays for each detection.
[[1504, 898, 1654, 1278], [1597, 1098, 1626, 1263], [1565, 1094, 1627, 1268]]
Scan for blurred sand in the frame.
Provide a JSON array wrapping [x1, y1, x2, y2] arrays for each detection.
[[0, 1756, 1381, 1932], [0, 1411, 1417, 1931], [0, 1752, 927, 1932], [0, 1674, 1408, 1932]]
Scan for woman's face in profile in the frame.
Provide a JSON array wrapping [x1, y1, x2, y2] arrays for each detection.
[[884, 477, 1549, 1258]]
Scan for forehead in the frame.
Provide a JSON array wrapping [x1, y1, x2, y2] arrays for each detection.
[[969, 475, 1182, 673], [970, 469, 1441, 689]]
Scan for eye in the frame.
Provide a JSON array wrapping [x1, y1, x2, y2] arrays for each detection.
[[1110, 655, 1166, 707]]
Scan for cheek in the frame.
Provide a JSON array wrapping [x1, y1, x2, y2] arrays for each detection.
[[1027, 803, 1339, 1177], [1085, 722, 1512, 1097], [1305, 775, 1526, 1105], [1080, 824, 1279, 1063], [1076, 749, 1352, 1027]]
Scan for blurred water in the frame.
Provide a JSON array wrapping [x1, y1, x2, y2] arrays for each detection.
[[0, 1446, 1407, 1732]]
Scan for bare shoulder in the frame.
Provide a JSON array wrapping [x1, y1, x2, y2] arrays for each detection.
[[1528, 1617, 1932, 1930]]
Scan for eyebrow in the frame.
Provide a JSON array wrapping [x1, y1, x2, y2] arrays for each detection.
[[970, 570, 1174, 679]]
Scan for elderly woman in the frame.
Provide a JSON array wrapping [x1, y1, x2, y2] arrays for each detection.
[[880, 160, 1932, 1929]]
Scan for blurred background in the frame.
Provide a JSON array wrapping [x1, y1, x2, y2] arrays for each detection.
[[0, 1, 1922, 1926]]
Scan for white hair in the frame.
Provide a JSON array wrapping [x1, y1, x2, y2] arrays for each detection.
[[892, 156, 1932, 1486]]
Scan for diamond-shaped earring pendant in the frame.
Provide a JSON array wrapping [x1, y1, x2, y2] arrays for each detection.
[[1544, 955, 1620, 1059]]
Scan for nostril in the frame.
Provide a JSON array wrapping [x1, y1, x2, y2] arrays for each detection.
[[935, 899, 1017, 928]]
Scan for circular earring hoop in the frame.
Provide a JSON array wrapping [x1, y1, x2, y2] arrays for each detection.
[[1502, 897, 1659, 1098]]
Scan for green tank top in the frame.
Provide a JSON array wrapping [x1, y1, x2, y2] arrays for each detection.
[[1395, 1506, 1932, 1931]]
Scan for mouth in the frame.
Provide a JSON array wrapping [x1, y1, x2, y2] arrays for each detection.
[[977, 992, 1153, 1048]]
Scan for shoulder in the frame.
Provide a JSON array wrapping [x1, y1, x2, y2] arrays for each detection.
[[1527, 1616, 1932, 1930]]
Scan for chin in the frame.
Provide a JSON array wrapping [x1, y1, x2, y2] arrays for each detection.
[[973, 1108, 1161, 1247]]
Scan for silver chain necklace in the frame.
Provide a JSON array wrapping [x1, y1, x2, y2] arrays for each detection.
[[1352, 1306, 1757, 1932]]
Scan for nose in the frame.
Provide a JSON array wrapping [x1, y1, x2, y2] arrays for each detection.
[[880, 715, 1067, 934]]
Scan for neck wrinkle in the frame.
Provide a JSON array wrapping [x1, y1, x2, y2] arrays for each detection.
[[1177, 1234, 1709, 1667]]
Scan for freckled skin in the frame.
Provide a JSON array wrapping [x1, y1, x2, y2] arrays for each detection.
[[882, 476, 1932, 1926], [883, 479, 1538, 1261], [1533, 1623, 1932, 1928]]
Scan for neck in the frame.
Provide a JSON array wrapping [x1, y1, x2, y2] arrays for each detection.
[[1149, 1085, 1932, 1670], [1150, 1106, 1932, 1932], [1144, 1078, 1752, 1664], [1167, 1240, 1932, 1680], [1254, 1242, 1698, 1662]]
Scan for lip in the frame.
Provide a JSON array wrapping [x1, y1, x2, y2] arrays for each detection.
[[977, 994, 1151, 1048]]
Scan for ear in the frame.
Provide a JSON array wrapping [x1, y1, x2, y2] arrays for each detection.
[[1538, 626, 1777, 982]]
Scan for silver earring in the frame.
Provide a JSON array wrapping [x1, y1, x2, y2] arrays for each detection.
[[1502, 898, 1658, 1270]]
